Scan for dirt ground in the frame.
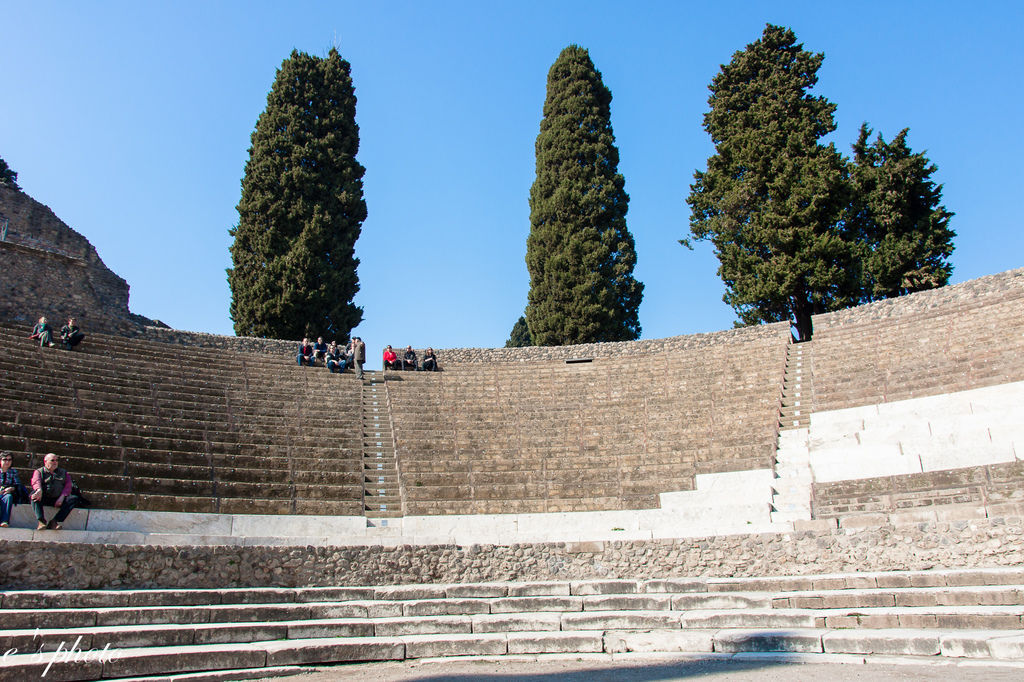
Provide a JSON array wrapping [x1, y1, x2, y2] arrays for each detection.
[[265, 655, 1024, 681]]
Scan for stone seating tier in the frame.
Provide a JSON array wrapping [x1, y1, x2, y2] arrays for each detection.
[[813, 460, 1024, 519], [386, 333, 786, 515], [0, 325, 367, 516], [3, 568, 1024, 680], [811, 291, 1024, 414]]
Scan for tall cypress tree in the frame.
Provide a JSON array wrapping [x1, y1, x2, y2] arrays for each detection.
[[849, 124, 955, 300], [229, 49, 366, 340], [525, 45, 643, 346], [686, 25, 853, 341]]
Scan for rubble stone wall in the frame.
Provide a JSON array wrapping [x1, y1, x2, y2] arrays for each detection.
[[0, 187, 139, 334], [2, 517, 1022, 590]]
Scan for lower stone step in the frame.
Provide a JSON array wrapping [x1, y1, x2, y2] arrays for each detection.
[[4, 626, 1024, 681]]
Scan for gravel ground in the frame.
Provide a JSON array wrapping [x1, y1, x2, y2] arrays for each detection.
[[265, 655, 1024, 681]]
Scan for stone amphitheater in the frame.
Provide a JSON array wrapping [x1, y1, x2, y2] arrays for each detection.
[[2, 185, 1024, 679]]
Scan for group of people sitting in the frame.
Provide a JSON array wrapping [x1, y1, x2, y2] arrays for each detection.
[[0, 451, 83, 530], [297, 337, 440, 375], [297, 336, 368, 378], [29, 316, 85, 350], [383, 344, 439, 372]]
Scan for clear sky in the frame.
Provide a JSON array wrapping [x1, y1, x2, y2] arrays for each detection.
[[2, 2, 1022, 367]]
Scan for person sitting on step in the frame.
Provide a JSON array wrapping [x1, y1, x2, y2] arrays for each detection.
[[326, 341, 347, 373], [312, 336, 329, 365], [0, 451, 27, 528], [60, 317, 85, 350], [422, 347, 439, 372], [296, 337, 315, 366], [383, 345, 400, 370], [30, 453, 80, 530], [402, 345, 418, 371], [29, 316, 54, 347]]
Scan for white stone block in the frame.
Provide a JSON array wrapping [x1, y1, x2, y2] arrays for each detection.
[[86, 509, 230, 535]]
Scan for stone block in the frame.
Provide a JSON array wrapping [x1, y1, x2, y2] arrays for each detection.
[[507, 631, 604, 654], [402, 599, 490, 617], [793, 519, 837, 532], [714, 628, 825, 654], [821, 629, 940, 656], [933, 504, 987, 522], [582, 595, 672, 611], [102, 643, 268, 678], [570, 580, 639, 596], [505, 582, 571, 597], [286, 619, 375, 639], [562, 611, 681, 631], [672, 594, 772, 610], [985, 634, 1024, 660], [374, 584, 449, 601], [192, 622, 289, 645], [681, 610, 823, 629], [837, 513, 889, 529], [470, 612, 563, 633], [445, 583, 509, 599], [262, 637, 405, 665], [641, 578, 707, 594], [604, 629, 714, 654], [0, 652, 103, 682], [372, 616, 473, 637], [294, 587, 375, 602], [402, 633, 507, 658], [939, 631, 1006, 658], [490, 596, 582, 614]]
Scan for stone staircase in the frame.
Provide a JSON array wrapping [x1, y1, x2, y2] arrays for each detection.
[[361, 372, 402, 519], [3, 567, 1024, 680], [771, 341, 814, 524], [778, 341, 811, 430]]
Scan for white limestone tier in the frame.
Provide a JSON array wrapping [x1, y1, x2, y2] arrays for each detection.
[[2, 468, 785, 546], [808, 380, 1024, 482]]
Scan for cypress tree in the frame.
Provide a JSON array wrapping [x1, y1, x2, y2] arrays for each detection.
[[849, 124, 955, 300], [686, 25, 853, 341], [505, 315, 532, 347], [228, 49, 366, 340], [525, 45, 643, 346]]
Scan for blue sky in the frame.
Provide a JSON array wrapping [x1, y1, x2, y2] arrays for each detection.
[[2, 2, 1022, 365]]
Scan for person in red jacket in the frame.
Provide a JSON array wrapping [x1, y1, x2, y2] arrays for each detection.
[[383, 345, 400, 370]]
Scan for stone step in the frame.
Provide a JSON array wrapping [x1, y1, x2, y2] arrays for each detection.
[[4, 625, 1024, 680]]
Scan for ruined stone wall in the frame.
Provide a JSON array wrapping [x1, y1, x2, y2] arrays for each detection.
[[0, 187, 141, 334], [812, 268, 1024, 331], [1, 516, 1022, 590]]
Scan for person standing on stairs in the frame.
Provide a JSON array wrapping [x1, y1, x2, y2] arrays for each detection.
[[353, 337, 366, 380]]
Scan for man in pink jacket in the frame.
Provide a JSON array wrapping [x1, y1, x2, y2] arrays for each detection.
[[31, 453, 78, 530]]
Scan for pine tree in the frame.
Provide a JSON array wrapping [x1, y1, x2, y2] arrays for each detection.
[[505, 315, 532, 347], [686, 25, 853, 341], [0, 156, 20, 191], [525, 45, 643, 346], [849, 124, 954, 300], [228, 49, 366, 340]]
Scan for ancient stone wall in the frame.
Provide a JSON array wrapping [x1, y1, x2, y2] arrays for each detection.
[[1, 516, 1022, 590], [0, 187, 141, 334], [812, 267, 1024, 331]]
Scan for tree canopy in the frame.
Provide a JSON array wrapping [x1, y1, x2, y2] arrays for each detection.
[[849, 124, 955, 300], [505, 315, 532, 347], [686, 24, 852, 341], [525, 45, 643, 346], [228, 48, 366, 341], [686, 24, 954, 339], [0, 156, 20, 191]]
